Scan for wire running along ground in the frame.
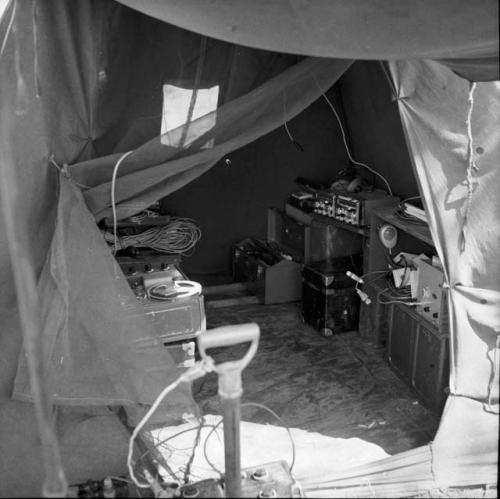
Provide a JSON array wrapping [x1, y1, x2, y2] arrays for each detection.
[[133, 402, 297, 488], [183, 415, 205, 484], [134, 423, 222, 483], [128, 375, 187, 488], [240, 402, 296, 473], [202, 402, 297, 475], [202, 419, 225, 477], [127, 360, 214, 489]]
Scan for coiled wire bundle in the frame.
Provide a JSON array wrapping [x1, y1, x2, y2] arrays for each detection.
[[103, 217, 202, 255]]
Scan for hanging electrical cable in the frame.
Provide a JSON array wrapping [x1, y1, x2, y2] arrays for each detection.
[[283, 91, 304, 152], [320, 90, 393, 196], [108, 151, 202, 256], [110, 150, 134, 255]]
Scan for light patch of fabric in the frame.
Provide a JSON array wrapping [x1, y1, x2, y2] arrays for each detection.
[[161, 84, 219, 148]]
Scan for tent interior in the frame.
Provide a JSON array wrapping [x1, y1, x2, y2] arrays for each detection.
[[0, 1, 498, 497]]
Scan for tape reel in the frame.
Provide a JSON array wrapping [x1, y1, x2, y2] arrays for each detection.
[[147, 280, 202, 301]]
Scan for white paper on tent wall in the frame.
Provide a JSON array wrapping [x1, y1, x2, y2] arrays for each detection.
[[161, 84, 219, 148]]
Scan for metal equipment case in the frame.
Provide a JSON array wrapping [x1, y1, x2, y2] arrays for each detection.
[[118, 256, 206, 344], [301, 255, 363, 336]]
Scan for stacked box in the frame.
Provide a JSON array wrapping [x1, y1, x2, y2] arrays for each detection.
[[302, 255, 363, 336], [232, 238, 302, 304], [387, 299, 450, 414]]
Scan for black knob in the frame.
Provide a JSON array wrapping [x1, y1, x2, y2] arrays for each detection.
[[259, 489, 277, 498], [252, 468, 268, 481], [182, 485, 199, 498]]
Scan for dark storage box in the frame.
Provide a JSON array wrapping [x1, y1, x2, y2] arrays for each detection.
[[386, 299, 449, 414], [412, 323, 449, 413], [123, 261, 205, 344], [232, 238, 302, 304], [134, 293, 205, 345], [302, 255, 363, 289], [387, 303, 418, 382], [301, 256, 363, 336], [268, 208, 363, 263], [302, 284, 360, 336]]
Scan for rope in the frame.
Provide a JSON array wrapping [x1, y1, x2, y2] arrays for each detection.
[[460, 81, 477, 252]]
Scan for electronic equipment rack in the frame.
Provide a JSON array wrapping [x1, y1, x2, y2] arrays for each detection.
[[358, 206, 450, 414]]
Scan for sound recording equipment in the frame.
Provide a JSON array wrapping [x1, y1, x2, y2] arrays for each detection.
[[414, 258, 447, 327], [290, 188, 398, 227], [324, 190, 399, 226], [176, 460, 301, 498], [117, 255, 205, 345]]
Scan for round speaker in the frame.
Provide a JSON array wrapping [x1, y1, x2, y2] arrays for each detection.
[[378, 224, 398, 250]]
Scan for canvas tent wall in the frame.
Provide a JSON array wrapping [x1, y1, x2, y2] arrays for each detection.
[[0, 0, 498, 497]]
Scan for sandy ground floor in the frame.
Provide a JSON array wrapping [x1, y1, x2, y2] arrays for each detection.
[[193, 300, 440, 456]]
